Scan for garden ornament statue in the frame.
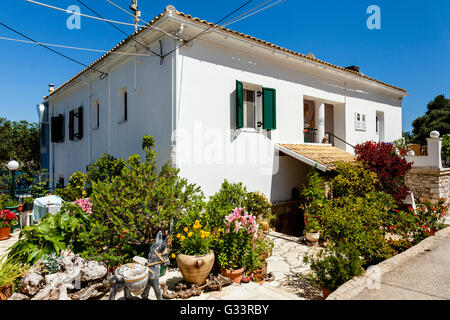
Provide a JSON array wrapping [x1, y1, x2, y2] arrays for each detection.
[[108, 231, 170, 300]]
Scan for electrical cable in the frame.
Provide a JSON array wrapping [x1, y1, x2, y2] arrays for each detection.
[[220, 0, 273, 27], [0, 21, 108, 77], [76, 0, 160, 57], [102, 0, 176, 39], [0, 35, 152, 56], [162, 0, 254, 59], [222, 0, 287, 27], [25, 0, 146, 28]]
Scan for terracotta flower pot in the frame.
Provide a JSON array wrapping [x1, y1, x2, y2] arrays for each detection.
[[305, 232, 320, 242], [0, 286, 12, 300], [177, 251, 215, 286], [319, 285, 332, 299], [0, 227, 11, 241], [17, 204, 24, 213], [221, 267, 244, 284]]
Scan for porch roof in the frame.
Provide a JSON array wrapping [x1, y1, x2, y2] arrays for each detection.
[[277, 144, 356, 172]]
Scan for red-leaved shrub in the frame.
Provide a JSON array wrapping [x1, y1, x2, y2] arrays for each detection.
[[354, 141, 413, 202]]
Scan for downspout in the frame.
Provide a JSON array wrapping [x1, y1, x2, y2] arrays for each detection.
[[82, 77, 92, 166], [170, 38, 179, 168], [107, 69, 111, 154]]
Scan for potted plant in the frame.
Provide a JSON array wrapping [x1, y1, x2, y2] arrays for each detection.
[[0, 257, 29, 300], [173, 220, 215, 286], [303, 243, 364, 299], [4, 199, 19, 213], [23, 196, 35, 212], [304, 217, 321, 243], [0, 210, 18, 241], [217, 208, 259, 284]]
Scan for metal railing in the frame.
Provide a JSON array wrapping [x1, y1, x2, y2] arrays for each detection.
[[304, 128, 317, 143], [325, 132, 355, 149]]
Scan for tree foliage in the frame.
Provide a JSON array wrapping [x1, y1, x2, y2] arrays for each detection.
[[412, 94, 450, 144], [0, 117, 40, 170], [355, 141, 412, 202]]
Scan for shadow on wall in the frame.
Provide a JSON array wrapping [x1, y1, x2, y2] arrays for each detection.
[[269, 154, 311, 236]]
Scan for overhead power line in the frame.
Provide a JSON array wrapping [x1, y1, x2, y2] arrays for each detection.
[[222, 0, 287, 27], [162, 0, 255, 59], [76, 0, 159, 57], [102, 0, 176, 38], [0, 21, 108, 77], [0, 36, 152, 56], [25, 0, 146, 28]]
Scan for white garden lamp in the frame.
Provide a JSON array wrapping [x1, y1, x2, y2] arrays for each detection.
[[6, 160, 20, 199]]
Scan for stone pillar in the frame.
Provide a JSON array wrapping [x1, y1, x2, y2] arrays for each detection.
[[315, 101, 325, 143], [426, 136, 443, 169]]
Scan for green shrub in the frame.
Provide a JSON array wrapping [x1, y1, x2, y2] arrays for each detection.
[[442, 134, 450, 161], [301, 169, 326, 217], [85, 135, 205, 267], [332, 161, 378, 198], [303, 242, 365, 291], [205, 180, 247, 230], [8, 202, 92, 264], [244, 191, 272, 222], [85, 154, 126, 194], [0, 193, 11, 209], [54, 171, 87, 202], [318, 194, 396, 265]]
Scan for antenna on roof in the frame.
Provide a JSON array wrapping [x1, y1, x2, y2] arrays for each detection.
[[129, 0, 141, 33]]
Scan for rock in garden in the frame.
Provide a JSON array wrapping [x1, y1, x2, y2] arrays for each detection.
[[8, 293, 30, 300], [81, 261, 107, 282], [21, 270, 45, 296]]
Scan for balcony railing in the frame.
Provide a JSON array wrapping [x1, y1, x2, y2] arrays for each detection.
[[304, 128, 317, 143]]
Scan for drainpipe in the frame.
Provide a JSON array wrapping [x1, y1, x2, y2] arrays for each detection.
[[170, 37, 178, 168], [107, 69, 111, 155], [82, 77, 92, 166]]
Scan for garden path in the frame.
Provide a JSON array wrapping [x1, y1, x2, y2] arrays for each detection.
[[108, 231, 324, 300], [0, 229, 20, 263]]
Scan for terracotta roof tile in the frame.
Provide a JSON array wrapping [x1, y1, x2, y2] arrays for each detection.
[[280, 144, 356, 170]]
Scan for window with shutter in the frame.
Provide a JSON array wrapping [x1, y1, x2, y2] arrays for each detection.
[[69, 110, 74, 140], [51, 114, 64, 143], [263, 88, 276, 130], [236, 80, 244, 128], [75, 106, 83, 140]]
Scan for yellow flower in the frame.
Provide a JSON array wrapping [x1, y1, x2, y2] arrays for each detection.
[[201, 234, 205, 239], [184, 227, 188, 232], [205, 232, 210, 237], [171, 253, 176, 259], [188, 232, 193, 237], [177, 234, 181, 238], [195, 220, 200, 225], [180, 236, 185, 241]]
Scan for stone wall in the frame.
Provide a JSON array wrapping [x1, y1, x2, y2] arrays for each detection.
[[405, 167, 450, 203]]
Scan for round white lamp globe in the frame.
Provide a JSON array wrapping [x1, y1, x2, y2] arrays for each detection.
[[430, 131, 440, 138], [6, 160, 19, 171]]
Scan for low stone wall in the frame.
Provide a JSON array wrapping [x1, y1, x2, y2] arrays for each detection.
[[405, 167, 450, 203]]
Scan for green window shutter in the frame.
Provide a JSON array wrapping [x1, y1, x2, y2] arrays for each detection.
[[236, 80, 244, 128], [263, 87, 276, 130]]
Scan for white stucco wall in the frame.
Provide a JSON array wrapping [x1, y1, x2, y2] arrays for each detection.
[[49, 39, 174, 187], [174, 38, 404, 201]]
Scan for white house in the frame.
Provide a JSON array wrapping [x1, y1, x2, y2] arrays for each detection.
[[41, 5, 407, 203]]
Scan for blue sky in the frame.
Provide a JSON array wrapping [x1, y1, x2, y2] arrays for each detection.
[[0, 0, 448, 132]]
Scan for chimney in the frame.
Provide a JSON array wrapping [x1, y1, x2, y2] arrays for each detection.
[[48, 84, 55, 95], [345, 65, 360, 73]]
